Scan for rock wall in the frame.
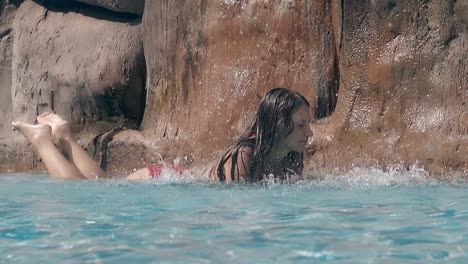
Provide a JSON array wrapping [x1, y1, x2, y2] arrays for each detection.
[[0, 0, 20, 140], [12, 0, 145, 124], [140, 0, 467, 177], [310, 0, 467, 176], [0, 0, 25, 172], [1, 0, 146, 172], [0, 0, 466, 177]]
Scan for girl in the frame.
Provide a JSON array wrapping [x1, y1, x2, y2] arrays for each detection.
[[211, 88, 313, 183], [12, 88, 312, 182]]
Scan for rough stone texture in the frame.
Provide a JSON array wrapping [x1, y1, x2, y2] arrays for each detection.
[[1, 0, 145, 171], [141, 0, 467, 177], [0, 0, 466, 178], [0, 0, 24, 173], [0, 0, 21, 139], [12, 0, 145, 124], [307, 0, 467, 177]]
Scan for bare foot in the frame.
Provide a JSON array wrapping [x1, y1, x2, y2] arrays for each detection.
[[37, 112, 72, 140], [12, 121, 52, 146]]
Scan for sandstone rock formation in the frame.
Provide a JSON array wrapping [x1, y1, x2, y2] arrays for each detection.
[[0, 0, 25, 172], [311, 0, 468, 176], [12, 0, 145, 123], [1, 0, 145, 172], [0, 0, 466, 178], [0, 0, 20, 140], [141, 0, 467, 177]]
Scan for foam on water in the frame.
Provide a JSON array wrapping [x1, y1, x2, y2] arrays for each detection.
[[147, 163, 461, 189], [306, 165, 434, 189]]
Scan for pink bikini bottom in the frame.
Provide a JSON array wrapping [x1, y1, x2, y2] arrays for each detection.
[[146, 165, 184, 178]]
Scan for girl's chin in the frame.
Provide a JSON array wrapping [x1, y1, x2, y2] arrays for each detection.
[[293, 146, 306, 153]]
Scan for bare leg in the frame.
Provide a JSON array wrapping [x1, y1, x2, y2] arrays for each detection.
[[12, 121, 85, 180], [37, 113, 107, 179]]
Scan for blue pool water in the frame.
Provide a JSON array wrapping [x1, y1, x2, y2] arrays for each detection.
[[1, 171, 468, 263]]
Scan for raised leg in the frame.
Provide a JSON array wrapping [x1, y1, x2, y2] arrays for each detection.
[[12, 121, 85, 180], [37, 113, 107, 179]]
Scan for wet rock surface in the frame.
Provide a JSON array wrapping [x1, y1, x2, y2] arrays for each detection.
[[0, 0, 21, 141], [0, 0, 466, 178], [308, 0, 467, 177], [12, 0, 145, 124]]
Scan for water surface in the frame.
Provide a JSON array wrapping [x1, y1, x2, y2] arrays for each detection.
[[1, 172, 468, 263]]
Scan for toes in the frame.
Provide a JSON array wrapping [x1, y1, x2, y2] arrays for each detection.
[[37, 113, 48, 119], [11, 121, 22, 131], [37, 112, 52, 124]]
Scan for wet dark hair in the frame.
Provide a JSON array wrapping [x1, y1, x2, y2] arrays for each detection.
[[214, 88, 310, 182]]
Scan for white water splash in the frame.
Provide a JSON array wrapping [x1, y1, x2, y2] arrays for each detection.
[[119, 163, 466, 189], [316, 165, 433, 187]]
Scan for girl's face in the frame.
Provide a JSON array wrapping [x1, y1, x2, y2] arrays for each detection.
[[282, 106, 313, 153]]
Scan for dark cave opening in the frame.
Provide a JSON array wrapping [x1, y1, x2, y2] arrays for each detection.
[[34, 0, 142, 24]]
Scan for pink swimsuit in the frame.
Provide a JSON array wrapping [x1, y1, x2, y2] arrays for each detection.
[[146, 165, 184, 178]]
